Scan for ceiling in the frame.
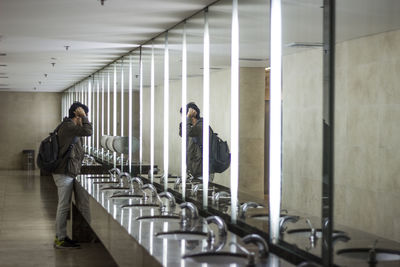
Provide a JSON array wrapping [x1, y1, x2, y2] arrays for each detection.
[[1, 0, 400, 92], [0, 0, 216, 92]]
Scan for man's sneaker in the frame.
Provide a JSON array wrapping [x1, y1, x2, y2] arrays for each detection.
[[54, 236, 81, 249], [64, 236, 80, 245]]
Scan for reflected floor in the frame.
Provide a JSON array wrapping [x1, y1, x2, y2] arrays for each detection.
[[0, 170, 117, 267]]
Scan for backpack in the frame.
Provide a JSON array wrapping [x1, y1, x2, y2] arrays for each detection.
[[37, 123, 64, 173], [209, 129, 231, 173]]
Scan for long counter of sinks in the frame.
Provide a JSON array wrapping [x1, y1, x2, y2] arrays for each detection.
[[73, 174, 297, 267]]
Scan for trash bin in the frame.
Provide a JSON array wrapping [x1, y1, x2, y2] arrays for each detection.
[[22, 150, 35, 170]]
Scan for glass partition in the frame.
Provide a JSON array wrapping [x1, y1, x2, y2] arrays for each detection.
[[280, 0, 324, 254]]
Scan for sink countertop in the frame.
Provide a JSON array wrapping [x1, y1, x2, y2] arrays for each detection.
[[77, 174, 296, 267]]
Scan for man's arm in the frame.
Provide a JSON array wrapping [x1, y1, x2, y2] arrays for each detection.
[[63, 107, 93, 137]]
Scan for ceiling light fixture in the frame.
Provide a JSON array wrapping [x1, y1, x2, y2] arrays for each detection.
[[64, 46, 70, 51], [98, 0, 106, 6], [51, 62, 56, 67], [0, 76, 8, 78], [44, 74, 48, 78], [0, 64, 7, 67], [38, 81, 42, 85], [0, 53, 6, 56]]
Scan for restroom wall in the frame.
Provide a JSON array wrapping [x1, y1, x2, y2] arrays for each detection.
[[142, 67, 265, 198], [0, 92, 61, 170], [281, 29, 400, 242]]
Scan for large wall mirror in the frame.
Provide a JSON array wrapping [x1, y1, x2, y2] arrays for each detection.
[[61, 0, 400, 265]]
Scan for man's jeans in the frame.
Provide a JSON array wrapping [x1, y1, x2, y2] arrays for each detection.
[[53, 174, 91, 240]]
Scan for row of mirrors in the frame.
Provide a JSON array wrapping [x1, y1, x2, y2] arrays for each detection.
[[61, 0, 400, 264]]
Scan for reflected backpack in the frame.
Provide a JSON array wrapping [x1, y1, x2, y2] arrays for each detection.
[[195, 128, 231, 174]]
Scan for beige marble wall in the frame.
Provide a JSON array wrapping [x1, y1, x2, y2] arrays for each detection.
[[281, 48, 323, 217], [282, 29, 400, 242], [142, 67, 265, 198], [0, 92, 61, 170]]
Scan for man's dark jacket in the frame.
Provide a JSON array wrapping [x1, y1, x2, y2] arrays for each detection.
[[180, 117, 203, 178], [53, 116, 92, 177]]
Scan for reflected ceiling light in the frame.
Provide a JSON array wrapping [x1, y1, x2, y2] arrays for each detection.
[[286, 42, 323, 48]]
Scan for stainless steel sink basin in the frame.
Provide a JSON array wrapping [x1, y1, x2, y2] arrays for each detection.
[[337, 248, 400, 262], [121, 203, 159, 209], [182, 252, 248, 265], [100, 186, 130, 192], [286, 228, 344, 238], [110, 194, 144, 200], [93, 181, 119, 184], [155, 231, 208, 241], [249, 213, 289, 221], [136, 215, 181, 222]]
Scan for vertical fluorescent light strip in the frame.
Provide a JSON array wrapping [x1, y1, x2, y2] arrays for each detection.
[[113, 63, 117, 167], [181, 22, 187, 201], [88, 80, 92, 153], [97, 75, 100, 155], [121, 60, 125, 172], [163, 32, 169, 192], [230, 0, 239, 224], [102, 72, 105, 160], [93, 77, 95, 153], [129, 55, 133, 173], [150, 43, 155, 184], [139, 48, 143, 174], [107, 71, 110, 136], [202, 9, 210, 209], [269, 0, 282, 244]]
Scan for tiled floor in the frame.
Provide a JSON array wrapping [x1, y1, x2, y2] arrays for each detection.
[[0, 170, 117, 267]]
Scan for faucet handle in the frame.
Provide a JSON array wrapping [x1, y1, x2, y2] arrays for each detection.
[[242, 234, 269, 258]]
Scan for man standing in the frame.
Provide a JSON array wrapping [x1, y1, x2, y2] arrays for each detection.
[[52, 102, 92, 248], [179, 102, 214, 181]]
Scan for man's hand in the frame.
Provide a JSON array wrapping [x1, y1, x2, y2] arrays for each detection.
[[74, 107, 86, 118], [187, 108, 197, 118]]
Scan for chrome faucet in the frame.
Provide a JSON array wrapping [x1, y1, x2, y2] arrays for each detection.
[[108, 167, 121, 181], [159, 192, 176, 211], [279, 215, 300, 234], [368, 239, 379, 265], [191, 184, 202, 196], [142, 184, 162, 202], [174, 176, 182, 189], [118, 172, 131, 187], [130, 176, 144, 192], [239, 202, 264, 219], [242, 234, 269, 258], [305, 218, 318, 245], [205, 216, 227, 251], [179, 202, 199, 227], [212, 191, 230, 205]]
